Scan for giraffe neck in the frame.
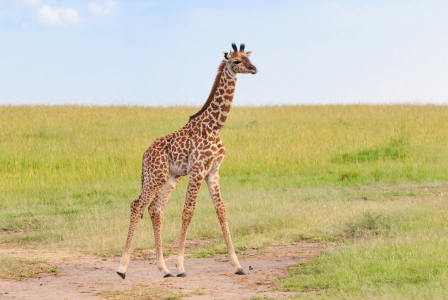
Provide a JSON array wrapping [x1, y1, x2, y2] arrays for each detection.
[[196, 62, 237, 136]]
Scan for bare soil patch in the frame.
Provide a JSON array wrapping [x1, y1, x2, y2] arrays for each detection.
[[0, 243, 324, 300]]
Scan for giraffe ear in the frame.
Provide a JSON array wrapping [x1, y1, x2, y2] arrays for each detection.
[[222, 51, 230, 61], [245, 51, 252, 58]]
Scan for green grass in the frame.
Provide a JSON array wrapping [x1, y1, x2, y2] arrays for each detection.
[[1, 105, 448, 191], [0, 254, 57, 280], [279, 190, 448, 299], [1, 104, 448, 298]]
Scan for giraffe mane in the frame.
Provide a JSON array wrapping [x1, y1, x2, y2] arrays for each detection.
[[188, 61, 226, 122]]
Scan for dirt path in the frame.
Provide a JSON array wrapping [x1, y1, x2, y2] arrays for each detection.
[[0, 243, 324, 300]]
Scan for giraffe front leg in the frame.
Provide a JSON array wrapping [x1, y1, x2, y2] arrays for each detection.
[[149, 176, 181, 278], [176, 174, 203, 277], [206, 171, 245, 275]]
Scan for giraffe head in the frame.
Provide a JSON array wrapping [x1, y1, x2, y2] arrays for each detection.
[[222, 43, 258, 74]]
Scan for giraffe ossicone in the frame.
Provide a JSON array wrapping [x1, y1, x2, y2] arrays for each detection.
[[117, 43, 257, 279]]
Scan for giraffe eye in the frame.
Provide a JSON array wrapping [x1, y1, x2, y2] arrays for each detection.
[[234, 61, 241, 65]]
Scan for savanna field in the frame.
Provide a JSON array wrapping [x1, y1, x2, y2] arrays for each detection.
[[1, 105, 448, 299]]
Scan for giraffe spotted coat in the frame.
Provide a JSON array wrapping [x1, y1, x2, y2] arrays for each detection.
[[117, 43, 257, 278]]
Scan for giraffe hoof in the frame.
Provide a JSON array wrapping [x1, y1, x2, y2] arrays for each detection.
[[116, 271, 126, 279], [177, 272, 188, 277], [163, 273, 175, 278], [235, 269, 247, 275]]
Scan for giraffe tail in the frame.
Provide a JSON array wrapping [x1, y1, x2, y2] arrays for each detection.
[[140, 164, 145, 219]]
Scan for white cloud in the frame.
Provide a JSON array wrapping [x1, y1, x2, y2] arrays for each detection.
[[24, 0, 39, 6], [89, 1, 115, 15], [37, 5, 81, 26]]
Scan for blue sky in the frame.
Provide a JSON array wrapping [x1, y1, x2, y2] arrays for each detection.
[[1, 0, 448, 105]]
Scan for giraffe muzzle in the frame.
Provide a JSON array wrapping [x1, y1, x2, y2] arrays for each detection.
[[250, 66, 258, 74]]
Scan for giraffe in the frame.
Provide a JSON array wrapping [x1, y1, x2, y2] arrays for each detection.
[[117, 43, 257, 279]]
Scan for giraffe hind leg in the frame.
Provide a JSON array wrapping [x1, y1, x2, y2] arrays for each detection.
[[117, 186, 163, 278], [117, 193, 152, 278], [117, 146, 170, 279]]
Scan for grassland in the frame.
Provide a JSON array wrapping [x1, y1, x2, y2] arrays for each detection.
[[1, 105, 448, 298]]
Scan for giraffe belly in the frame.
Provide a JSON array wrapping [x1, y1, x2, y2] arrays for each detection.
[[168, 157, 188, 177]]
